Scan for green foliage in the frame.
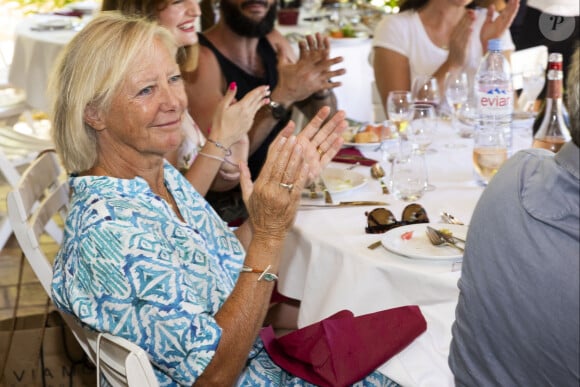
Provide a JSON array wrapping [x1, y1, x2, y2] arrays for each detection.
[[11, 0, 77, 13]]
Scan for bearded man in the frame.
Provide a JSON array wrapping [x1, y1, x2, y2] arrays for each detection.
[[184, 0, 345, 222]]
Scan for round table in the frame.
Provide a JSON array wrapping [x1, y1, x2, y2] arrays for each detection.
[[9, 15, 79, 112]]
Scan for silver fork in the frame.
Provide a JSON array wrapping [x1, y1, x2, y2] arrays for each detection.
[[425, 226, 464, 252]]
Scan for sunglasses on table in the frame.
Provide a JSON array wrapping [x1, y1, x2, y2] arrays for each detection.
[[365, 204, 430, 234]]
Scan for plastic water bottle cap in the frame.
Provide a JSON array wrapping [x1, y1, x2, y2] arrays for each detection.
[[487, 39, 501, 51]]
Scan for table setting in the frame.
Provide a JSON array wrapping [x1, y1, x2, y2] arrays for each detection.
[[278, 114, 533, 386]]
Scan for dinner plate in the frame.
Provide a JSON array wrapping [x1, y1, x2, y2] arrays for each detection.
[[32, 17, 73, 31], [303, 167, 367, 196], [381, 223, 468, 261], [343, 141, 382, 151], [329, 36, 371, 46]]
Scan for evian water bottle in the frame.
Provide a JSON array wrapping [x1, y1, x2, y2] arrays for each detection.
[[474, 39, 514, 147]]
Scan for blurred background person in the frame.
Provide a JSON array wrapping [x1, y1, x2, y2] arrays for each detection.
[[449, 47, 579, 386], [372, 0, 519, 110], [50, 13, 382, 386]]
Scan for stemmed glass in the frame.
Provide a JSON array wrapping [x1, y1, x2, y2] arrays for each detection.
[[412, 75, 440, 111], [301, 0, 323, 33], [386, 91, 413, 139], [407, 103, 437, 191], [444, 70, 469, 118]]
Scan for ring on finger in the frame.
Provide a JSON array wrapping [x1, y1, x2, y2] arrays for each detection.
[[279, 182, 294, 192], [317, 146, 324, 156]]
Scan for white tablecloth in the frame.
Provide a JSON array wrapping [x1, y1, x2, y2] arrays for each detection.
[[277, 120, 533, 386], [9, 15, 78, 111]]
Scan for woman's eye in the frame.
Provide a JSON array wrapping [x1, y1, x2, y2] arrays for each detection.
[[169, 74, 183, 84], [137, 86, 153, 96]]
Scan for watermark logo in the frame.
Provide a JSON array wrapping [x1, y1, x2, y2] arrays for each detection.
[[538, 13, 576, 42]]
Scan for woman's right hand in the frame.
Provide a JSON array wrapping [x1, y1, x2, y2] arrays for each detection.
[[239, 128, 309, 241], [447, 9, 476, 70], [209, 83, 270, 148]]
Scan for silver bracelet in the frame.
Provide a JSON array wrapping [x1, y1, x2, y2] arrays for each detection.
[[198, 152, 239, 169], [206, 138, 232, 157]]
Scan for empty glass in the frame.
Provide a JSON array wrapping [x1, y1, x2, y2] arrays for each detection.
[[391, 149, 427, 202], [444, 70, 469, 117], [412, 75, 440, 111], [472, 128, 508, 186]]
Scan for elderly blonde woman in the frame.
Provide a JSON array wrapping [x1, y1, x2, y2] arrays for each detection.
[[49, 12, 395, 386]]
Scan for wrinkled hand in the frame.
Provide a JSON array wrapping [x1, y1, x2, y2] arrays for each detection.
[[239, 129, 309, 240], [480, 0, 520, 50], [210, 83, 270, 148], [275, 33, 345, 103], [296, 107, 347, 181], [447, 10, 476, 69]]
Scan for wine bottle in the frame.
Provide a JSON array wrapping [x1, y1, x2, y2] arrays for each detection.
[[532, 53, 571, 152], [532, 53, 570, 136]]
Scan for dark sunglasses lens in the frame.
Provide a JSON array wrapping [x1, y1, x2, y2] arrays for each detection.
[[401, 203, 429, 224], [365, 208, 398, 234]]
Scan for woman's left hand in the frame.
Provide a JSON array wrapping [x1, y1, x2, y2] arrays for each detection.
[[480, 0, 520, 49]]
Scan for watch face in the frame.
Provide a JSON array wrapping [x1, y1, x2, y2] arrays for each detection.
[[269, 101, 287, 119]]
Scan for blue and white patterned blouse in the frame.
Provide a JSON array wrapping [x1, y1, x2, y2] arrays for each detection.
[[51, 162, 397, 387]]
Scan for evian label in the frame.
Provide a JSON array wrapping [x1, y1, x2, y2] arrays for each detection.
[[477, 87, 513, 116]]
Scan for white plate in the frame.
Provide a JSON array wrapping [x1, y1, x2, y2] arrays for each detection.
[[329, 37, 370, 46], [343, 141, 382, 151], [33, 17, 73, 30], [304, 167, 367, 195], [381, 223, 468, 261]]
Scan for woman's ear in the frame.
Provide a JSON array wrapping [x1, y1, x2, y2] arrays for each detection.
[[84, 103, 106, 131]]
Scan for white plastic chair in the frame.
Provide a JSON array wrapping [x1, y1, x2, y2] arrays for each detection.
[[6, 150, 159, 387]]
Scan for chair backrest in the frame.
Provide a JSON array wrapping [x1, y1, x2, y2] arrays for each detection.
[[6, 151, 159, 387]]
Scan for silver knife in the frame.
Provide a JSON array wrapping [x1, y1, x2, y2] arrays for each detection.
[[300, 201, 388, 208]]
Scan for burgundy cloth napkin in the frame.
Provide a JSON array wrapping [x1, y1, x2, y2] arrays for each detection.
[[260, 306, 427, 387], [332, 147, 377, 167]]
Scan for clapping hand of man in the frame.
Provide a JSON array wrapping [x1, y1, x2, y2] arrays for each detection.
[[273, 33, 346, 105]]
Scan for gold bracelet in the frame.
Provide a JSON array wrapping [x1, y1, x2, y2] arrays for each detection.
[[241, 264, 278, 282]]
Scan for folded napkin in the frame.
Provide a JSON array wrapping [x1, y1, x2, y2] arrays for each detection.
[[332, 147, 377, 167], [260, 306, 427, 387]]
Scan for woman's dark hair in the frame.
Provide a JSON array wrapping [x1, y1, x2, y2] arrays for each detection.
[[399, 0, 428, 11]]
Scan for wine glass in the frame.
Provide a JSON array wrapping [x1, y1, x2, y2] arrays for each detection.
[[407, 103, 437, 191], [412, 75, 440, 111], [472, 128, 508, 186], [386, 91, 413, 139], [301, 0, 323, 33], [444, 70, 469, 118]]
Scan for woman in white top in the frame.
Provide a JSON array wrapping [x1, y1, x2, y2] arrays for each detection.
[[372, 0, 520, 110]]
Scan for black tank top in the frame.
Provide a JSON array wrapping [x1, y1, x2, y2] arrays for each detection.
[[198, 33, 291, 179]]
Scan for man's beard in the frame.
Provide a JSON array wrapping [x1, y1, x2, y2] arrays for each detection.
[[220, 0, 277, 37]]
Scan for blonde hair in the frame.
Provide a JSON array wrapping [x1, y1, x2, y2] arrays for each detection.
[[49, 11, 178, 172]]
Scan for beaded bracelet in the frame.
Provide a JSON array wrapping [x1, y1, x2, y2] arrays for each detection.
[[241, 264, 278, 282], [206, 138, 232, 157]]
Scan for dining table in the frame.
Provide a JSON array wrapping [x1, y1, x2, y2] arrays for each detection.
[[276, 118, 534, 386], [8, 14, 81, 112]]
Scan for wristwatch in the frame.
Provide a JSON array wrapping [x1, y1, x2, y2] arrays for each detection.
[[268, 100, 288, 120]]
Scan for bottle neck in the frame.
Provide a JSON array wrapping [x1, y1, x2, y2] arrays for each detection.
[[546, 71, 563, 100]]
